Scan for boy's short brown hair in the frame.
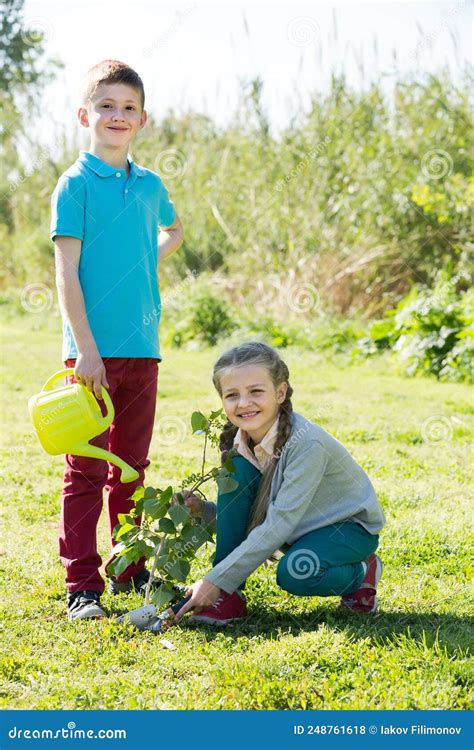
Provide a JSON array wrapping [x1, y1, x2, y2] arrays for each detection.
[[82, 60, 145, 109]]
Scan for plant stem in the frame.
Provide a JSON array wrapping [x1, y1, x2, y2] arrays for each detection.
[[189, 471, 213, 495], [201, 431, 208, 478], [145, 540, 162, 606]]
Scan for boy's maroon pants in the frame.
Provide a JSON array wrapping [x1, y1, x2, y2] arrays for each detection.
[[60, 357, 158, 593]]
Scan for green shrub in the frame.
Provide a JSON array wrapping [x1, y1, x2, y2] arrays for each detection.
[[237, 316, 302, 348], [191, 294, 238, 346], [313, 320, 366, 352], [162, 287, 238, 348], [357, 274, 473, 382], [3, 68, 473, 317]]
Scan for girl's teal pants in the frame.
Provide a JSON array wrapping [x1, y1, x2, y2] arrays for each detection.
[[213, 456, 379, 596]]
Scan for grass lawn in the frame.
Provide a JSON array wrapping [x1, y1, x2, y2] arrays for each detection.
[[1, 313, 472, 710]]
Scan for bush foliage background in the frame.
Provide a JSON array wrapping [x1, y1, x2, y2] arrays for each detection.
[[1, 3, 472, 380]]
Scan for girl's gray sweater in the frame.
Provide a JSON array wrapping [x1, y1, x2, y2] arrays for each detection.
[[204, 412, 386, 594]]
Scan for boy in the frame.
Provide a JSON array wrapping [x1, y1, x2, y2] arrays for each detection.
[[51, 60, 184, 619]]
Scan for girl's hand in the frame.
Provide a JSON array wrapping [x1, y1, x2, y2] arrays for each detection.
[[172, 490, 205, 518], [174, 578, 221, 622]]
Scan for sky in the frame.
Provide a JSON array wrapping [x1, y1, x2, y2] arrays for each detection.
[[22, 0, 473, 150]]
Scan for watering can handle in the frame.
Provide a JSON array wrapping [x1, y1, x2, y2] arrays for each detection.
[[42, 368, 76, 391], [41, 368, 114, 427]]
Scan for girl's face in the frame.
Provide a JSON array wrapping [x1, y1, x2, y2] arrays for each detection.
[[219, 364, 288, 443]]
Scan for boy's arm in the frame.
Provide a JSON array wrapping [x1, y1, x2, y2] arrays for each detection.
[[54, 236, 108, 399], [158, 213, 184, 261]]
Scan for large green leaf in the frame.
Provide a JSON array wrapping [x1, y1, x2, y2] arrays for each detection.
[[151, 585, 176, 610], [169, 504, 191, 527], [153, 553, 170, 572], [166, 558, 191, 582], [130, 486, 144, 502], [133, 540, 155, 560], [160, 486, 174, 503], [144, 486, 159, 499], [108, 551, 134, 577], [159, 517, 176, 534], [180, 523, 213, 551], [191, 411, 208, 433], [115, 523, 138, 541], [144, 497, 168, 520], [216, 472, 239, 494]]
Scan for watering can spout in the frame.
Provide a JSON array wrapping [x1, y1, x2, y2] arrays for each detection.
[[75, 444, 139, 484]]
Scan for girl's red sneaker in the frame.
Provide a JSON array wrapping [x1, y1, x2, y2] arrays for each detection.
[[339, 553, 383, 613], [189, 592, 248, 625]]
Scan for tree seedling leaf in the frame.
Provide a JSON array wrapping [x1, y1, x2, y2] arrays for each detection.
[[169, 504, 191, 528], [166, 558, 191, 582], [144, 486, 160, 499], [216, 474, 239, 494], [115, 523, 138, 541], [109, 551, 134, 577], [209, 408, 224, 420], [191, 411, 209, 433], [112, 542, 126, 555], [134, 540, 154, 559], [160, 486, 174, 503], [132, 496, 145, 516], [131, 486, 145, 502], [151, 585, 176, 609], [144, 497, 168, 520], [180, 523, 213, 550], [224, 455, 236, 473], [154, 554, 170, 570], [159, 517, 176, 534]]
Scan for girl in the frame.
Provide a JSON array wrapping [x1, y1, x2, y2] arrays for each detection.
[[175, 342, 386, 625]]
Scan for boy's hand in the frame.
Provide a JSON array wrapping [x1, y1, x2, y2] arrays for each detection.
[[171, 490, 204, 518], [75, 349, 109, 400]]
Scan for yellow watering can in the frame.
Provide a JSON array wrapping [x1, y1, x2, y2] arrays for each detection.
[[28, 369, 139, 483]]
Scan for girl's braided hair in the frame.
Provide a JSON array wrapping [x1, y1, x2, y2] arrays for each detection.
[[212, 342, 294, 532]]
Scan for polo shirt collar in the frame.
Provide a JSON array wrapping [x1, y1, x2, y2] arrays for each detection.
[[78, 150, 146, 178]]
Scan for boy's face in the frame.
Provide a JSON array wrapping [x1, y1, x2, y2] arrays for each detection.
[[78, 82, 147, 149]]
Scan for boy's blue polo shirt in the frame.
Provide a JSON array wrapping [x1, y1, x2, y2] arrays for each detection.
[[50, 150, 176, 361]]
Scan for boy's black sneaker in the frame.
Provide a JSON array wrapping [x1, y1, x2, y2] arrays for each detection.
[[108, 568, 156, 596], [67, 590, 108, 620]]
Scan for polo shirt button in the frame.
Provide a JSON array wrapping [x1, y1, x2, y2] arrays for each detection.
[[125, 189, 129, 193], [115, 172, 121, 177]]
